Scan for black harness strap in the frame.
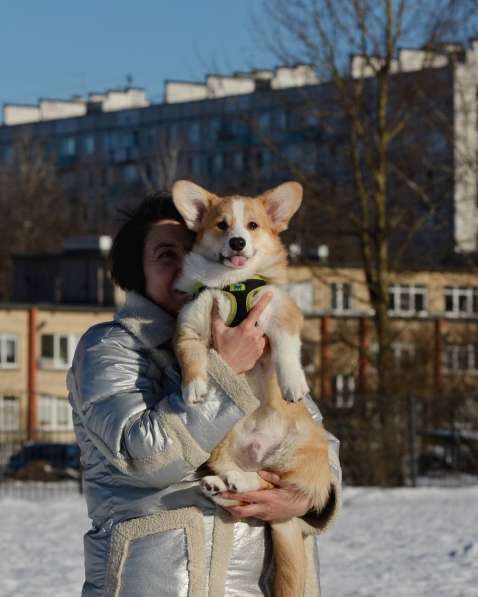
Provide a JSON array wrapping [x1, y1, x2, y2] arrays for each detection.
[[193, 276, 268, 327]]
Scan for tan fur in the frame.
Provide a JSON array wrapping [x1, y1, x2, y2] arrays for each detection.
[[173, 181, 331, 596]]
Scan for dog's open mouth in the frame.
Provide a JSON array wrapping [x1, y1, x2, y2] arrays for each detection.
[[221, 254, 249, 268]]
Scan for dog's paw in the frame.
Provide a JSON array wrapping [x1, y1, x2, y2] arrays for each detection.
[[283, 376, 309, 403], [183, 378, 208, 404], [223, 471, 262, 493], [200, 475, 227, 497]]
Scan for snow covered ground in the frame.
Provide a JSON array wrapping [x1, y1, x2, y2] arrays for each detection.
[[0, 484, 477, 597]]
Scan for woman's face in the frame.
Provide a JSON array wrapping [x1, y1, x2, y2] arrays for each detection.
[[143, 219, 194, 315]]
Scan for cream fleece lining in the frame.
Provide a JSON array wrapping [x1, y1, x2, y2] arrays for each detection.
[[207, 349, 259, 415], [105, 507, 206, 597], [207, 507, 235, 597]]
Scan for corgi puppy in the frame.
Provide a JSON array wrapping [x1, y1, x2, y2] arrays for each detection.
[[172, 180, 332, 597]]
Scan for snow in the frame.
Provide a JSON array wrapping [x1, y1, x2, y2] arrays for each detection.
[[0, 484, 477, 597]]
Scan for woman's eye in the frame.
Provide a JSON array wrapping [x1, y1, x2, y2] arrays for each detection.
[[159, 250, 176, 260], [217, 221, 228, 231], [248, 221, 258, 230]]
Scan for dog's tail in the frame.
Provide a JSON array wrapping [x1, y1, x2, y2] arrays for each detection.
[[271, 519, 306, 597]]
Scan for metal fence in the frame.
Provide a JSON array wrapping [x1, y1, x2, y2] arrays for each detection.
[[324, 392, 478, 487]]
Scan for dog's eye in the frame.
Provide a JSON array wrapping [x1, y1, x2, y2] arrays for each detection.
[[217, 221, 228, 231], [248, 221, 258, 230]]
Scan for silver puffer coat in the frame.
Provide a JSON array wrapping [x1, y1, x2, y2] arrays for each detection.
[[68, 291, 341, 597]]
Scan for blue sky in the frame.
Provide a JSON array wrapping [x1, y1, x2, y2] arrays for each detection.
[[0, 0, 274, 109]]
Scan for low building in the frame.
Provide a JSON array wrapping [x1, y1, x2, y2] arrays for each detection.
[[0, 304, 115, 443], [0, 260, 476, 442]]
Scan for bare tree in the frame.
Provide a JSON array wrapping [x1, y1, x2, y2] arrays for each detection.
[[258, 0, 478, 411], [139, 128, 183, 192], [0, 131, 81, 299]]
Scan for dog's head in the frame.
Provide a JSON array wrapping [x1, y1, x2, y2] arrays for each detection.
[[171, 181, 303, 271]]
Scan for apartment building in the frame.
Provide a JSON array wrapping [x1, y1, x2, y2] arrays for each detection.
[[1, 44, 477, 438], [1, 44, 477, 257]]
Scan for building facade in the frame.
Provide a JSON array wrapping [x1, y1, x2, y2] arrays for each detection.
[[0, 264, 476, 441], [1, 47, 477, 257]]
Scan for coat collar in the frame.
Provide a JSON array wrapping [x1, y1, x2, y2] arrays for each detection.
[[114, 291, 176, 349]]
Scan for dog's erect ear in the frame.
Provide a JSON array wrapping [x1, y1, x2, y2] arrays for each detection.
[[172, 180, 218, 231], [261, 182, 303, 233]]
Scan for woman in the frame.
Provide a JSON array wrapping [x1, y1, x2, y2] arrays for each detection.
[[68, 192, 341, 597]]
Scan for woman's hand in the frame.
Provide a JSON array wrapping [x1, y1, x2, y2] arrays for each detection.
[[212, 292, 272, 375], [221, 471, 313, 522]]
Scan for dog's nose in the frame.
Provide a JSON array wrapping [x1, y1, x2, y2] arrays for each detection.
[[229, 237, 246, 251]]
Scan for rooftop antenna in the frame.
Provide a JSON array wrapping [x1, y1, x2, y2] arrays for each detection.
[[126, 73, 133, 88]]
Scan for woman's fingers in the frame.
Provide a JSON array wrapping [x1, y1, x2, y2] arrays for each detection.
[[243, 292, 273, 329], [258, 470, 283, 486]]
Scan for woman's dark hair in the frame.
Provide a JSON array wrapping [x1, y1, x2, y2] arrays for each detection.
[[110, 191, 184, 293]]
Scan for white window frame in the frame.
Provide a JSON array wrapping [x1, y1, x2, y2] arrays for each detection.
[[0, 395, 20, 431], [444, 287, 478, 317], [443, 344, 478, 374], [40, 334, 78, 370], [39, 396, 74, 431], [388, 284, 427, 316], [0, 333, 18, 368], [331, 282, 352, 313], [286, 282, 314, 314], [331, 374, 355, 408]]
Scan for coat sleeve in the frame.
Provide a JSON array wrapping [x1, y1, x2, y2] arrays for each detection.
[[67, 324, 258, 489], [299, 394, 342, 534]]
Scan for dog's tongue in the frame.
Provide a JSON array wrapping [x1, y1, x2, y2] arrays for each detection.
[[230, 255, 247, 267]]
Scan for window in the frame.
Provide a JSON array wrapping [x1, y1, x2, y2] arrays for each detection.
[[208, 118, 221, 141], [276, 110, 287, 129], [84, 135, 95, 154], [233, 151, 244, 171], [39, 396, 73, 431], [444, 287, 478, 317], [208, 153, 224, 174], [189, 122, 201, 144], [258, 112, 271, 131], [59, 136, 76, 157], [104, 131, 138, 162], [0, 334, 17, 368], [305, 110, 319, 127], [286, 282, 314, 313], [40, 334, 78, 369], [331, 283, 352, 313], [388, 284, 427, 315], [2, 145, 13, 163], [288, 144, 302, 164], [256, 149, 271, 172], [123, 164, 139, 182], [444, 345, 478, 373], [331, 375, 355, 408], [190, 155, 201, 178], [0, 395, 20, 431]]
